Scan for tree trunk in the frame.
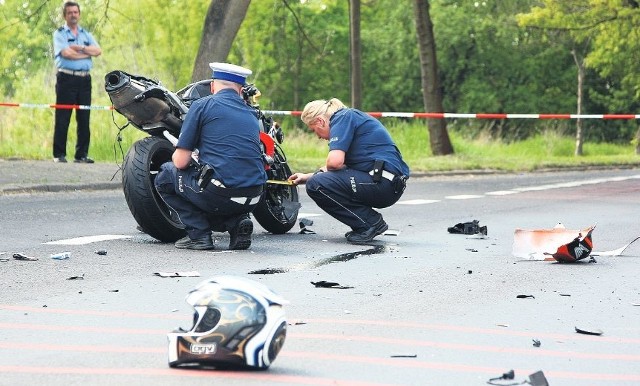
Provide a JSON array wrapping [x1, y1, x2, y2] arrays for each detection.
[[191, 0, 251, 82], [349, 0, 362, 109], [412, 0, 453, 156], [572, 49, 585, 156]]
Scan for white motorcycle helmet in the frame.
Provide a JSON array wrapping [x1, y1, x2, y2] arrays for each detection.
[[167, 276, 288, 369]]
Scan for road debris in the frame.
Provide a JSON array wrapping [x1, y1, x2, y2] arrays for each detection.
[[154, 271, 201, 278], [95, 249, 108, 255], [447, 220, 487, 235], [592, 235, 640, 256], [487, 370, 548, 386], [299, 218, 315, 234], [390, 353, 417, 358], [544, 227, 595, 263], [50, 252, 70, 260], [513, 223, 592, 260], [516, 294, 535, 299], [13, 253, 39, 261], [575, 326, 603, 336], [311, 280, 354, 289]]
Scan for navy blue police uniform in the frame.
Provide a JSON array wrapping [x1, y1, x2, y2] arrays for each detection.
[[305, 108, 410, 234], [155, 88, 267, 241]]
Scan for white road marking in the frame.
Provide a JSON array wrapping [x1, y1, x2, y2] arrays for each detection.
[[44, 235, 132, 245], [397, 199, 440, 205], [399, 174, 640, 204], [445, 194, 484, 200], [485, 190, 520, 196]]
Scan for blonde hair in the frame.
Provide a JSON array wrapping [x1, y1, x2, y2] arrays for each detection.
[[300, 98, 347, 125]]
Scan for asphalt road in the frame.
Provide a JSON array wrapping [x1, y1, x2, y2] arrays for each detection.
[[0, 168, 639, 385]]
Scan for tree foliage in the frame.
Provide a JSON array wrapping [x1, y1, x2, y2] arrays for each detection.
[[0, 0, 638, 146]]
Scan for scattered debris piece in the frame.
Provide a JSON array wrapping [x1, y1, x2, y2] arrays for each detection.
[[528, 370, 549, 386], [496, 324, 509, 328], [390, 353, 417, 358], [13, 253, 38, 261], [488, 370, 548, 386], [487, 369, 515, 384], [516, 294, 535, 299], [108, 289, 119, 292], [545, 227, 595, 263], [50, 252, 70, 260], [467, 270, 473, 274], [95, 250, 108, 255], [559, 293, 571, 297], [466, 248, 478, 252], [592, 236, 640, 256], [448, 220, 487, 235], [513, 223, 593, 260], [154, 271, 201, 278], [298, 218, 316, 234], [532, 339, 541, 347], [310, 280, 354, 289], [67, 275, 85, 280], [575, 326, 603, 336]]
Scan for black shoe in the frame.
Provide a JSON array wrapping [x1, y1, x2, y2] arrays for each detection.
[[346, 220, 389, 244], [74, 157, 95, 164], [175, 235, 214, 250], [229, 217, 253, 250], [53, 157, 67, 163]]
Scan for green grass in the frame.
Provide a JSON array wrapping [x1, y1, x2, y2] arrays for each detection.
[[1, 74, 638, 172]]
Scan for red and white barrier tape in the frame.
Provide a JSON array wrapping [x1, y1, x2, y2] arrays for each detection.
[[2, 102, 639, 119], [0, 102, 112, 110], [263, 110, 640, 120]]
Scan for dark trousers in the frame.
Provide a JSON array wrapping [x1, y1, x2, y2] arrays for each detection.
[[53, 72, 92, 159], [155, 162, 263, 239], [305, 168, 403, 232]]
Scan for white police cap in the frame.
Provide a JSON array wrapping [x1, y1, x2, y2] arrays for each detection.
[[209, 62, 252, 85]]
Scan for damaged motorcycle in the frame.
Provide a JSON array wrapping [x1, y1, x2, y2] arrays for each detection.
[[104, 70, 299, 242]]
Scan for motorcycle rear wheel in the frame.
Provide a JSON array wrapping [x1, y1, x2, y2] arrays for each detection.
[[122, 137, 186, 242], [253, 148, 300, 234]]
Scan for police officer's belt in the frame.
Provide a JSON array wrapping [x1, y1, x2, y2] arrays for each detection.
[[58, 68, 90, 77], [211, 182, 263, 205], [369, 169, 395, 182]]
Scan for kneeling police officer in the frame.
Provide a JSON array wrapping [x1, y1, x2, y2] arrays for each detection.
[[155, 62, 266, 250], [288, 98, 410, 244]]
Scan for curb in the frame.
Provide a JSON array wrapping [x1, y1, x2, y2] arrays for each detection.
[[0, 181, 121, 195]]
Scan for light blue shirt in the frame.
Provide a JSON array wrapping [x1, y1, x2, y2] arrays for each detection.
[[53, 25, 99, 71]]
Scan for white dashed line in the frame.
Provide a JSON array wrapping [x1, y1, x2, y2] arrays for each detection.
[[444, 194, 484, 200], [44, 235, 132, 245], [397, 174, 640, 205]]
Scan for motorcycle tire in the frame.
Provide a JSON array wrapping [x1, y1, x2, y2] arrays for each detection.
[[122, 136, 186, 242], [253, 147, 300, 234]]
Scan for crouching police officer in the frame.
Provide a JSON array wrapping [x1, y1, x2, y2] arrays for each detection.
[[288, 98, 410, 244], [155, 63, 266, 250]]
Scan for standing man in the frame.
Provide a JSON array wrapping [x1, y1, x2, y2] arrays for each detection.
[[52, 1, 101, 163], [288, 98, 410, 244], [155, 63, 267, 251]]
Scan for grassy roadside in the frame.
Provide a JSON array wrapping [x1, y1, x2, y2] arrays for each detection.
[[1, 103, 638, 173]]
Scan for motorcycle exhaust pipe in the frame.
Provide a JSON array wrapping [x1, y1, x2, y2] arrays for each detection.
[[104, 70, 182, 131]]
